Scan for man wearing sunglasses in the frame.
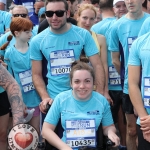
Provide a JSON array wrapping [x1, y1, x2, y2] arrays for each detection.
[[30, 0, 105, 114]]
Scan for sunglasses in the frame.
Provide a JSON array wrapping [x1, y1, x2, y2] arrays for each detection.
[[13, 14, 27, 18], [45, 10, 66, 17]]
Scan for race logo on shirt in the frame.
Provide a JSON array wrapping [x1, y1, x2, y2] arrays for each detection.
[[68, 41, 80, 46], [8, 124, 38, 150]]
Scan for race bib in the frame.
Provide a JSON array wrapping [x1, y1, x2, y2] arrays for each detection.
[[66, 119, 96, 148], [143, 77, 150, 108], [127, 37, 137, 53], [19, 69, 35, 93], [50, 49, 75, 76], [109, 66, 121, 85]]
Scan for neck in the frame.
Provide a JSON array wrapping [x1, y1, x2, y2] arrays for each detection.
[[126, 11, 144, 20], [101, 9, 115, 19], [50, 23, 71, 34], [15, 39, 28, 53]]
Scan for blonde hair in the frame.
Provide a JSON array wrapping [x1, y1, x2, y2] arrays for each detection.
[[77, 3, 97, 18]]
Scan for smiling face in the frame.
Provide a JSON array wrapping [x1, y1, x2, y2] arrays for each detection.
[[71, 70, 94, 101], [77, 7, 96, 31], [46, 2, 69, 31]]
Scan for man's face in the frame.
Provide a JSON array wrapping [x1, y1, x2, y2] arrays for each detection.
[[124, 0, 144, 13], [12, 7, 28, 19], [46, 2, 69, 31], [113, 1, 128, 18], [34, 2, 44, 14]]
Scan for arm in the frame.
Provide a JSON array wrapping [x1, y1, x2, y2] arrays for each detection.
[[89, 54, 105, 95], [97, 35, 113, 103], [111, 51, 121, 74], [128, 65, 147, 118], [42, 122, 72, 150], [103, 125, 120, 147], [32, 60, 53, 113], [0, 64, 24, 126]]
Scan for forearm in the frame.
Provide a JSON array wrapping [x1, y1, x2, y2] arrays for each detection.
[[129, 84, 147, 117], [33, 74, 50, 100], [103, 125, 116, 136], [94, 63, 105, 95], [103, 64, 109, 92], [0, 65, 24, 126], [42, 123, 72, 150]]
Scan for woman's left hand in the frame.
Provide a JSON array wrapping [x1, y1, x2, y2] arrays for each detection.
[[108, 131, 120, 147]]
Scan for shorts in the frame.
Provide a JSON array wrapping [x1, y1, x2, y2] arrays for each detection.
[[137, 125, 150, 150], [0, 91, 11, 116], [122, 93, 134, 114], [28, 106, 40, 117], [109, 90, 124, 123]]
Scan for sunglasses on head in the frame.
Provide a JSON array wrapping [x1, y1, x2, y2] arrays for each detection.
[[13, 14, 27, 18], [45, 10, 66, 17]]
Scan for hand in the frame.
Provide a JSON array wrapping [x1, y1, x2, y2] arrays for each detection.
[[39, 98, 53, 114], [108, 131, 120, 147], [143, 131, 150, 142], [104, 91, 113, 105], [140, 115, 150, 133]]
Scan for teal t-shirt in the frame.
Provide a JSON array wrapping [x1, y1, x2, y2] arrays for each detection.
[[109, 13, 150, 94], [0, 10, 11, 37], [44, 90, 113, 147], [4, 46, 40, 107], [128, 32, 150, 125], [91, 17, 122, 91], [30, 25, 99, 99]]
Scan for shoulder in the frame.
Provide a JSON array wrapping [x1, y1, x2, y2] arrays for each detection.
[[96, 34, 106, 43]]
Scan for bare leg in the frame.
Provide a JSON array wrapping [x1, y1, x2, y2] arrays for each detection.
[[125, 114, 137, 150], [0, 113, 9, 150], [118, 106, 126, 146]]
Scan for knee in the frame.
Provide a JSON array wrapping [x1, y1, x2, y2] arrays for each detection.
[[127, 125, 137, 137]]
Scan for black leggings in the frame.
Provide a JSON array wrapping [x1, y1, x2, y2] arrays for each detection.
[[137, 125, 150, 150]]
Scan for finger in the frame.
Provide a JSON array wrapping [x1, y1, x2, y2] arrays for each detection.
[[140, 127, 149, 132]]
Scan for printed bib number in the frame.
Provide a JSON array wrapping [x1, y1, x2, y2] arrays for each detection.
[[143, 77, 150, 108], [50, 49, 75, 76], [66, 119, 96, 148], [128, 37, 137, 53], [19, 69, 35, 93], [109, 66, 121, 85]]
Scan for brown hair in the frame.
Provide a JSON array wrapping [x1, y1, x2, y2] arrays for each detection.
[[10, 17, 33, 36], [70, 56, 95, 84], [0, 18, 33, 51]]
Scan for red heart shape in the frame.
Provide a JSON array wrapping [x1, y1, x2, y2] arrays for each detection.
[[14, 132, 33, 149]]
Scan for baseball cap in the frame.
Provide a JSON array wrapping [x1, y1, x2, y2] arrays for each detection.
[[113, 0, 124, 6]]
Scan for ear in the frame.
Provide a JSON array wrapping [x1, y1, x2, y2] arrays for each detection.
[[14, 31, 20, 37]]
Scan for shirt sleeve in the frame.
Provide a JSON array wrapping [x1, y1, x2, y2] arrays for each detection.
[[108, 23, 119, 52], [128, 38, 141, 66]]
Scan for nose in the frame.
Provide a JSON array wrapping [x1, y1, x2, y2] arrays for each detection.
[[86, 19, 90, 25], [79, 82, 85, 88], [52, 13, 57, 19]]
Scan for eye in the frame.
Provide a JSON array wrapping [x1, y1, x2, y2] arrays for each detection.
[[85, 79, 90, 83], [74, 80, 80, 84], [90, 18, 95, 21], [83, 16, 88, 20]]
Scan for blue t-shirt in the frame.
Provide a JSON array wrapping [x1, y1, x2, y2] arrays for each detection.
[[44, 90, 113, 146], [138, 17, 150, 37], [30, 25, 99, 99], [29, 12, 39, 26], [0, 10, 11, 37], [13, 0, 35, 13], [128, 32, 150, 125], [4, 46, 41, 107], [108, 13, 150, 94], [91, 17, 122, 91]]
